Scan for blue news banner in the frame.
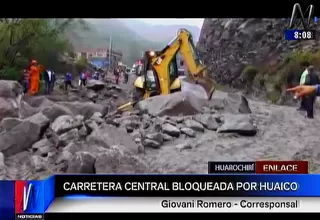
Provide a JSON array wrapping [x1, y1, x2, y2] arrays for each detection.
[[1, 174, 320, 218]]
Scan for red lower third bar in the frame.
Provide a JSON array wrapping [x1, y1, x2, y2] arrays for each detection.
[[255, 161, 308, 174]]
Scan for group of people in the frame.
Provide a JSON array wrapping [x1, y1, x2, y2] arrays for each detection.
[[63, 69, 102, 92], [21, 60, 56, 95], [113, 67, 129, 84]]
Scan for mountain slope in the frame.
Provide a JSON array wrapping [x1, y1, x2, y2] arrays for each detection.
[[197, 18, 320, 104], [122, 19, 201, 43], [65, 19, 162, 65]]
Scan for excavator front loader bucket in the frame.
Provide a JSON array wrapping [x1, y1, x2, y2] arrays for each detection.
[[181, 74, 216, 100], [195, 75, 216, 100]]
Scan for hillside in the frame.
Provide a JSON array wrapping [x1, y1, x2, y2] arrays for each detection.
[[65, 19, 162, 65], [122, 19, 201, 43], [197, 18, 320, 105]]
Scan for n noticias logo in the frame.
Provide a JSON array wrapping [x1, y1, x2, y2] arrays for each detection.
[[289, 3, 315, 30]]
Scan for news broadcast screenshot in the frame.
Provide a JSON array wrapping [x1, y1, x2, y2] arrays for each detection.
[[1, 1, 320, 218]]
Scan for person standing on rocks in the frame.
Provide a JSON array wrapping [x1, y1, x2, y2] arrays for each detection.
[[43, 68, 54, 95], [303, 65, 319, 119], [79, 72, 87, 87], [64, 72, 74, 92], [298, 62, 311, 111], [21, 69, 30, 94], [114, 67, 120, 84], [28, 60, 40, 95], [51, 70, 56, 93]]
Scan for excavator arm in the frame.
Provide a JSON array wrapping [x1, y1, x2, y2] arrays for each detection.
[[117, 28, 216, 114], [150, 28, 215, 100]]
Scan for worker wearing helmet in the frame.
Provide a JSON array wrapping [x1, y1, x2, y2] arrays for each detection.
[[28, 60, 40, 95]]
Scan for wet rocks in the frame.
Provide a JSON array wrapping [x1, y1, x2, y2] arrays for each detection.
[[67, 151, 96, 173], [41, 104, 73, 122], [180, 127, 196, 138], [94, 146, 149, 174], [87, 124, 139, 154], [0, 120, 43, 157], [0, 80, 23, 121], [58, 102, 106, 120], [86, 80, 105, 91], [58, 129, 79, 147], [32, 139, 53, 156], [193, 114, 220, 130], [217, 114, 257, 136], [51, 115, 83, 134], [184, 119, 205, 132], [137, 91, 204, 116], [0, 117, 22, 132], [161, 123, 180, 137]]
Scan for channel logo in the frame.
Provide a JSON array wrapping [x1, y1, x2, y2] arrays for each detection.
[[14, 181, 43, 214]]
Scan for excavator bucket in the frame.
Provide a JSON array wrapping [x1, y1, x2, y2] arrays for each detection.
[[180, 73, 216, 100]]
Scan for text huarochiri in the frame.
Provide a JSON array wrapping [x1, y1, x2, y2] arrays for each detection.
[[63, 181, 299, 192]]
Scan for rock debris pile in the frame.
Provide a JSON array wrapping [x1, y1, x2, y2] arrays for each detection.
[[0, 77, 319, 179]]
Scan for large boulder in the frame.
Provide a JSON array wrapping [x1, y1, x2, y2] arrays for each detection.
[[86, 80, 105, 91], [0, 80, 23, 98], [0, 118, 22, 132], [67, 151, 96, 174], [87, 124, 139, 154], [19, 101, 39, 118], [217, 114, 257, 136], [0, 81, 24, 121], [224, 93, 252, 114], [136, 92, 204, 116], [0, 97, 21, 121], [0, 120, 43, 156], [58, 101, 107, 119], [94, 145, 149, 174], [41, 104, 73, 122], [51, 115, 83, 135], [22, 96, 54, 109], [26, 112, 50, 133], [209, 93, 252, 114]]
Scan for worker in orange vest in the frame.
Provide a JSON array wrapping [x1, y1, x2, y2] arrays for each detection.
[[28, 60, 40, 95]]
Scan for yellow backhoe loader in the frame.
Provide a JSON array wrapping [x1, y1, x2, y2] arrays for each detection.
[[117, 28, 216, 112]]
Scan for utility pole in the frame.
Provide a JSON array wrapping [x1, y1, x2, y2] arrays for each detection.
[[108, 35, 112, 71]]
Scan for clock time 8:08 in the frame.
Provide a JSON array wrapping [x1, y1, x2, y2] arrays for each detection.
[[284, 30, 315, 41], [294, 31, 312, 39]]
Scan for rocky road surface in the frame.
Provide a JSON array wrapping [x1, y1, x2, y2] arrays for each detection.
[[0, 75, 319, 180]]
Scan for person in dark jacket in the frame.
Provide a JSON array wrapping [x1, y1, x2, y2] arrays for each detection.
[[21, 69, 30, 94], [79, 72, 86, 87], [65, 72, 73, 91], [114, 68, 120, 84], [50, 71, 56, 93], [303, 65, 320, 118], [43, 68, 55, 94]]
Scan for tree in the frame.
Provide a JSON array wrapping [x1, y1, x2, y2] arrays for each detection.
[[0, 19, 88, 80]]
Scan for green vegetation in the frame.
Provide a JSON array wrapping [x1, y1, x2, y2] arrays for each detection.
[[244, 50, 320, 103], [0, 18, 86, 80], [241, 65, 259, 82], [0, 19, 163, 81]]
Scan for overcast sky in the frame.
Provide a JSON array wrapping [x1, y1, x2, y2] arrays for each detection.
[[135, 19, 204, 28]]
